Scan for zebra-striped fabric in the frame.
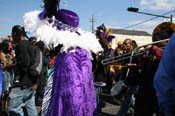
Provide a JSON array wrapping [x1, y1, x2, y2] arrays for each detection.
[[41, 67, 54, 116]]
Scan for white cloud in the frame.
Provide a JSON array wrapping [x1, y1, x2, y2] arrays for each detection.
[[141, 0, 175, 10]]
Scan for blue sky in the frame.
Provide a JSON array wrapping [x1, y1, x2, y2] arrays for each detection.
[[0, 0, 175, 37]]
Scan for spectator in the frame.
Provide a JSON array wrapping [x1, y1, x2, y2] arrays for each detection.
[[8, 25, 38, 116], [154, 33, 175, 116], [116, 39, 140, 116]]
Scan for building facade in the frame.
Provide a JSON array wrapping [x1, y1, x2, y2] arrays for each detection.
[[111, 28, 152, 49]]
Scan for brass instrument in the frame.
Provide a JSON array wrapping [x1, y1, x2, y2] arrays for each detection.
[[102, 21, 175, 65], [102, 38, 169, 65], [110, 22, 175, 98], [152, 22, 175, 42]]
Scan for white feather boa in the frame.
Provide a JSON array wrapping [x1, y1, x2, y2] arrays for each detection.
[[23, 11, 103, 55]]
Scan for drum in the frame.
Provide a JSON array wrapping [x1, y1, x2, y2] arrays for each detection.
[[111, 80, 127, 96], [152, 22, 175, 42]]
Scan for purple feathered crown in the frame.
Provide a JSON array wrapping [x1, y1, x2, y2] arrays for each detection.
[[96, 24, 115, 42]]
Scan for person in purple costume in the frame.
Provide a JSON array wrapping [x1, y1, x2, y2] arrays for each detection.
[[50, 47, 97, 116], [23, 0, 103, 116]]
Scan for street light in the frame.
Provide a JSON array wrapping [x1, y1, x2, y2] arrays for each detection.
[[127, 7, 172, 22], [127, 7, 139, 12]]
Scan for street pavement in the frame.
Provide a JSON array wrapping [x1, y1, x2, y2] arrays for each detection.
[[101, 102, 119, 116], [99, 93, 120, 116]]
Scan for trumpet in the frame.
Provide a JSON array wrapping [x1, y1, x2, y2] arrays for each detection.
[[101, 38, 169, 65]]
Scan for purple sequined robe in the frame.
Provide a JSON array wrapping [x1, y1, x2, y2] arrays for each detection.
[[43, 47, 97, 116]]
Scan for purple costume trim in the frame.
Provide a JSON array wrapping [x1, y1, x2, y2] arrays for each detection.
[[56, 9, 79, 28], [38, 9, 79, 32], [49, 47, 97, 116]]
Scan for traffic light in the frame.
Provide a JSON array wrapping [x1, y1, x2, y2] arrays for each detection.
[[127, 7, 139, 12]]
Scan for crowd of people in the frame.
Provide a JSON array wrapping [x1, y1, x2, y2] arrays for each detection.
[[0, 26, 53, 116], [94, 24, 161, 116], [94, 22, 175, 116], [0, 0, 174, 116]]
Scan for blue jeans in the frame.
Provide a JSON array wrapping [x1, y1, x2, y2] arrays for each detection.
[[95, 85, 102, 112], [2, 71, 12, 92], [117, 85, 138, 116], [8, 87, 38, 116]]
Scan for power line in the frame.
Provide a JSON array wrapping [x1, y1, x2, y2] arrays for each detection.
[[123, 9, 175, 30], [123, 17, 159, 30]]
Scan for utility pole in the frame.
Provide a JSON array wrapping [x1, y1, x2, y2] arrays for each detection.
[[170, 14, 173, 22], [89, 15, 96, 33]]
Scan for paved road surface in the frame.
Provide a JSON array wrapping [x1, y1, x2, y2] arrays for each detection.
[[99, 93, 120, 116], [36, 93, 121, 116]]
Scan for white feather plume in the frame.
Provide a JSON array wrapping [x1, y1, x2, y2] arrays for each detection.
[[23, 10, 103, 55]]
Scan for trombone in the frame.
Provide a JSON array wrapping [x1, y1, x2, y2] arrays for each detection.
[[101, 38, 169, 65]]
